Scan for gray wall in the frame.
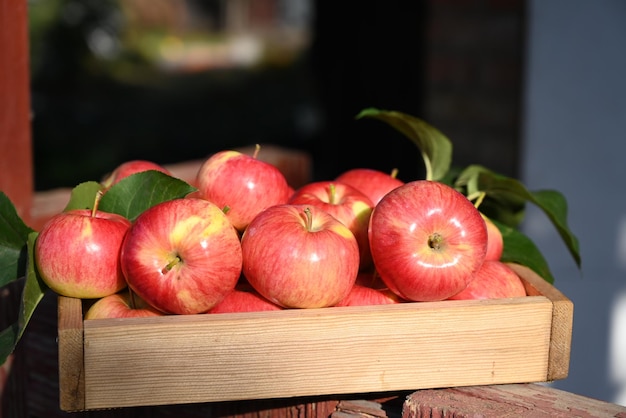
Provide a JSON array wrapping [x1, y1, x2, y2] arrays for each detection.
[[522, 0, 626, 405]]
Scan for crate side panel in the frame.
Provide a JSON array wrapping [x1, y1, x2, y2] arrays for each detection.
[[81, 298, 553, 409], [508, 263, 574, 380], [57, 296, 85, 412]]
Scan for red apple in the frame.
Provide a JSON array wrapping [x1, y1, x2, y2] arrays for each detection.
[[289, 181, 374, 271], [195, 146, 292, 232], [335, 167, 405, 205], [335, 284, 404, 307], [120, 198, 243, 315], [102, 160, 172, 189], [482, 213, 504, 261], [207, 288, 283, 314], [368, 180, 488, 302], [240, 204, 360, 309], [35, 209, 131, 299], [84, 290, 165, 319], [448, 260, 527, 300]]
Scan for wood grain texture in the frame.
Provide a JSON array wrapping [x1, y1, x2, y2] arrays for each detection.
[[57, 296, 86, 412], [509, 263, 574, 381], [56, 264, 569, 411], [332, 399, 389, 418], [403, 383, 626, 417]]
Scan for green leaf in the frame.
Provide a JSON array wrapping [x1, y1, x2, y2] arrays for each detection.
[[0, 232, 48, 365], [437, 165, 463, 188], [495, 220, 555, 284], [23, 232, 49, 321], [356, 108, 452, 181], [454, 165, 527, 228], [0, 321, 19, 366], [0, 192, 35, 287], [99, 171, 197, 221], [456, 165, 581, 269], [63, 181, 103, 211]]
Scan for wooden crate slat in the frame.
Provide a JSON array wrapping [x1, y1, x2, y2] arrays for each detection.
[[508, 263, 573, 381], [57, 296, 86, 412], [57, 264, 572, 412]]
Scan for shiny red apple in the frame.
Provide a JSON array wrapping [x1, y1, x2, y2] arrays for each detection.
[[241, 204, 360, 309], [120, 198, 243, 315], [84, 290, 165, 319], [289, 181, 374, 271], [35, 208, 131, 299], [195, 146, 292, 232], [368, 180, 488, 302], [335, 167, 405, 205], [482, 213, 504, 261], [448, 260, 527, 300]]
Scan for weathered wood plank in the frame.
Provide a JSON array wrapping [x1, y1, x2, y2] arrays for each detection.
[[57, 296, 86, 412], [403, 383, 626, 417], [333, 399, 389, 418]]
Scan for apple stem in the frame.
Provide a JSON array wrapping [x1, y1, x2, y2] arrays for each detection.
[[467, 191, 486, 209], [253, 143, 261, 159], [304, 207, 313, 231], [328, 183, 337, 204], [390, 168, 399, 179], [423, 152, 434, 181], [91, 190, 104, 217], [428, 233, 443, 250], [161, 256, 182, 274]]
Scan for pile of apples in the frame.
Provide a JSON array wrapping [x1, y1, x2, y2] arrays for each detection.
[[34, 146, 527, 320]]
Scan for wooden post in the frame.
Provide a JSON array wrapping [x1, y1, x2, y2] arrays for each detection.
[[0, 0, 33, 416], [0, 0, 33, 225]]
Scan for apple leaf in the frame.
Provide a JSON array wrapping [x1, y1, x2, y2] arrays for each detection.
[[356, 108, 452, 182], [455, 165, 581, 270], [0, 192, 35, 287], [0, 321, 18, 366], [63, 181, 103, 211], [99, 171, 196, 221], [60, 171, 197, 222], [454, 164, 527, 228], [0, 232, 47, 366]]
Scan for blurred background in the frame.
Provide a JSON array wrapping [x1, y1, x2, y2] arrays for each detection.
[[521, 0, 626, 407], [28, 0, 521, 190], [24, 0, 626, 409]]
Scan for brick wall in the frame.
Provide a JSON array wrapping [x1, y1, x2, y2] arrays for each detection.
[[423, 0, 526, 178]]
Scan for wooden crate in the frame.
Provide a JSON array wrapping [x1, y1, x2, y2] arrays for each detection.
[[57, 263, 573, 412]]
